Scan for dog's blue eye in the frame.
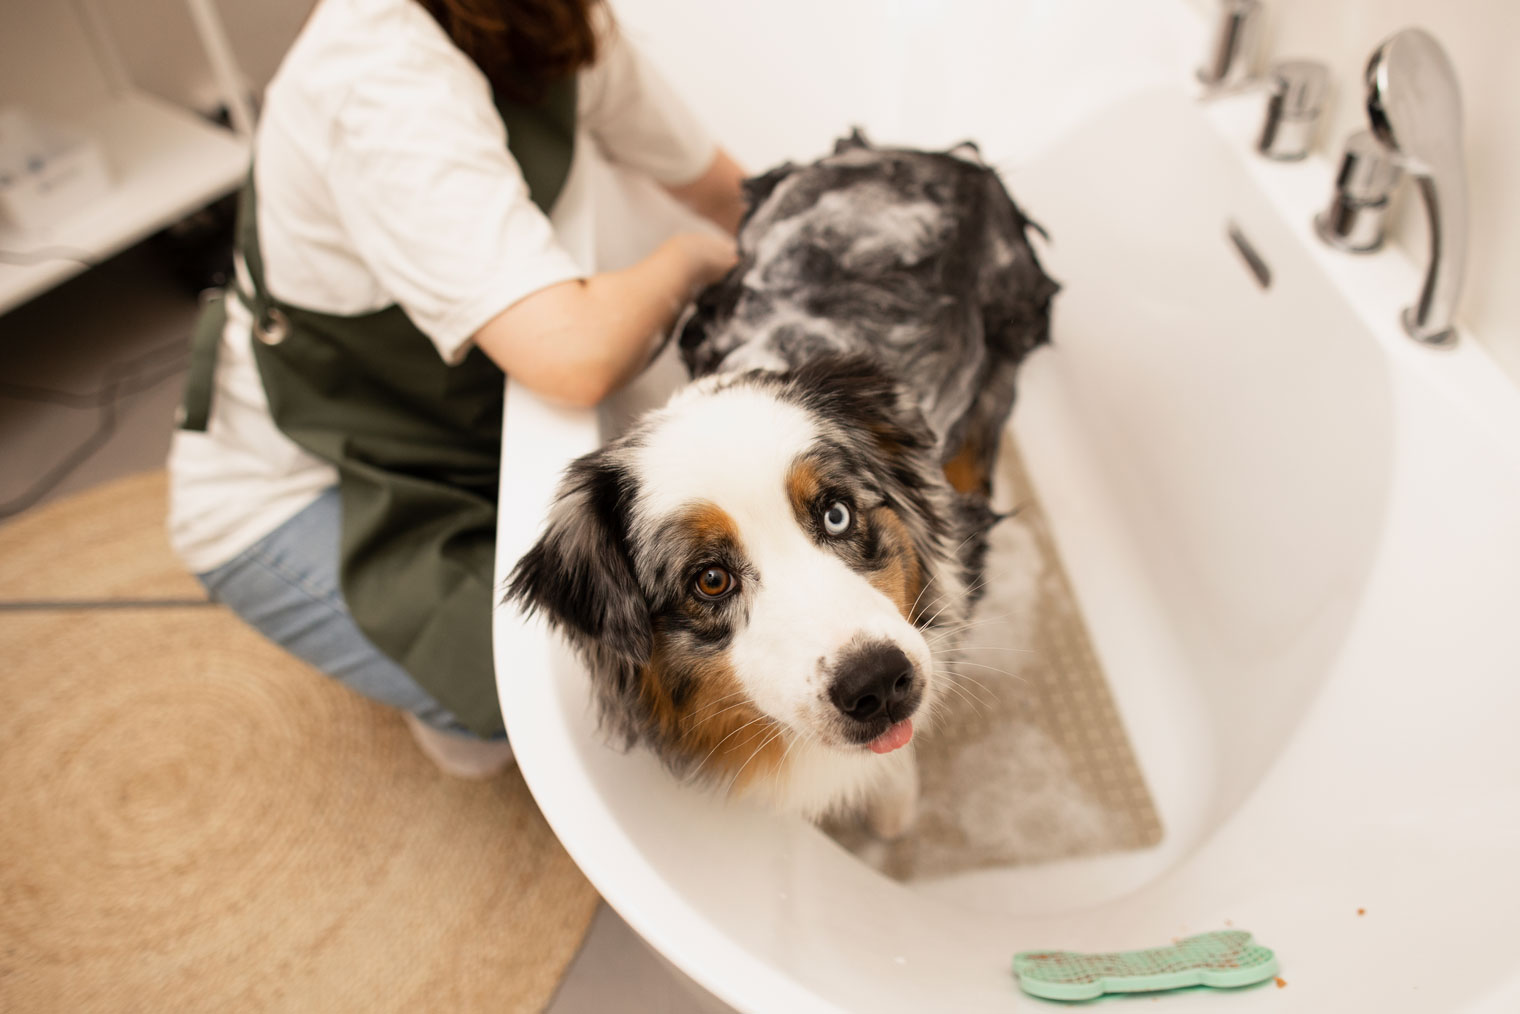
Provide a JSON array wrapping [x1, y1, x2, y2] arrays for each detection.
[[823, 501, 852, 536]]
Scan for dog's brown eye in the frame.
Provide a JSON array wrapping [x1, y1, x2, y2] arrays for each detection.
[[694, 566, 735, 600]]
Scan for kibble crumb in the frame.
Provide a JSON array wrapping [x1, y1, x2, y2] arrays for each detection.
[[1357, 908, 1366, 916], [1276, 977, 1288, 989]]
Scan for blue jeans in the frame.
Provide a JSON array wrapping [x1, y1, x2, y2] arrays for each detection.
[[198, 487, 492, 738]]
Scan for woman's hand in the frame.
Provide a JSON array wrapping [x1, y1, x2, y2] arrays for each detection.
[[672, 231, 739, 293], [470, 145, 747, 410], [472, 230, 737, 409]]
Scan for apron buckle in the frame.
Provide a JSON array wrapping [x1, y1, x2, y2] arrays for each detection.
[[255, 306, 290, 346]]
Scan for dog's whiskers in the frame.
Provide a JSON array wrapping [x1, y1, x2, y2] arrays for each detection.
[[693, 714, 770, 776], [938, 682, 1001, 720], [939, 598, 1008, 625], [935, 680, 994, 721], [919, 580, 981, 632], [914, 576, 962, 615], [910, 529, 985, 622], [933, 673, 993, 714], [938, 526, 986, 569], [928, 609, 1019, 630], [938, 658, 1026, 684], [681, 698, 754, 733], [906, 569, 947, 624], [726, 726, 786, 797], [680, 689, 749, 725], [922, 612, 1020, 645], [776, 726, 806, 773], [918, 576, 997, 633], [940, 664, 999, 692]]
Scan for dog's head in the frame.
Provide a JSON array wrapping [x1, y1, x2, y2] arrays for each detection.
[[508, 355, 985, 791]]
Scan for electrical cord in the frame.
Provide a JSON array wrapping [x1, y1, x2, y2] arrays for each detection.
[[0, 335, 190, 519]]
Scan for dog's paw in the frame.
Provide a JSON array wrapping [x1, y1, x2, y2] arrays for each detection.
[[864, 755, 920, 840]]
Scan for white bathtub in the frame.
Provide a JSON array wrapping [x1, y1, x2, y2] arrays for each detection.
[[495, 3, 1520, 1009]]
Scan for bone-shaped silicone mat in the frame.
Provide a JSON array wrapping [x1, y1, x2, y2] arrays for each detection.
[[1013, 929, 1278, 1001]]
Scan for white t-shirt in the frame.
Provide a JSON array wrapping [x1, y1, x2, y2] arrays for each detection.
[[167, 0, 714, 573]]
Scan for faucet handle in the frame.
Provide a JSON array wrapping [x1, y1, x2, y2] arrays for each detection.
[[1315, 130, 1403, 252], [1258, 61, 1331, 160], [1196, 0, 1262, 92], [1335, 130, 1403, 203]]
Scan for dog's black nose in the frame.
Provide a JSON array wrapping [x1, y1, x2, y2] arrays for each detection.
[[829, 642, 916, 723]]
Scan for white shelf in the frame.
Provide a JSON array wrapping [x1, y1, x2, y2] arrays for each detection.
[[0, 89, 249, 315]]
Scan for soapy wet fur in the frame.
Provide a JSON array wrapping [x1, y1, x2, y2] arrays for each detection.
[[680, 131, 1058, 489]]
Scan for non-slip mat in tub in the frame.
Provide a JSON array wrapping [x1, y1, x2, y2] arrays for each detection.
[[828, 439, 1162, 879]]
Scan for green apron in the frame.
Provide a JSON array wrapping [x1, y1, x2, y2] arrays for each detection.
[[180, 80, 578, 738]]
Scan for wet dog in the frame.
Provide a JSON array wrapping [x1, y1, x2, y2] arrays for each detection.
[[509, 132, 1056, 835]]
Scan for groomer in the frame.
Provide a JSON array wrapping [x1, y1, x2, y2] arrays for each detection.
[[168, 0, 744, 777]]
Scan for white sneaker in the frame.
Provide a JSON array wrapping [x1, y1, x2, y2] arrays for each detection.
[[403, 713, 516, 779]]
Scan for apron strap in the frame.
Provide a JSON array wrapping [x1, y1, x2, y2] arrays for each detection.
[[176, 290, 228, 433], [178, 162, 272, 433], [496, 77, 578, 213]]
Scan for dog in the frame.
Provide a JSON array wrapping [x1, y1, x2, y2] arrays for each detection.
[[508, 131, 1057, 836]]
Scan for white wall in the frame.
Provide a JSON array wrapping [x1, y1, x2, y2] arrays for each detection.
[[93, 0, 312, 111], [1186, 0, 1520, 385], [0, 5, 117, 119]]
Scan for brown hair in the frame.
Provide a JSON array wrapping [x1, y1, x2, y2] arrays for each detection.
[[418, 0, 603, 103]]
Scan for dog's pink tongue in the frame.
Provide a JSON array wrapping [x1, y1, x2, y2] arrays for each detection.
[[867, 719, 914, 755]]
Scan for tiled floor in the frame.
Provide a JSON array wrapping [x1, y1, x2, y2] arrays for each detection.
[[547, 906, 728, 1014], [0, 245, 719, 1013]]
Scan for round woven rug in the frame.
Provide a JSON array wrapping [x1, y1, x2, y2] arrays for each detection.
[[0, 472, 599, 1012]]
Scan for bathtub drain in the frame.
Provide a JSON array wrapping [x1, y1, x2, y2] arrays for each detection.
[[1226, 220, 1272, 289]]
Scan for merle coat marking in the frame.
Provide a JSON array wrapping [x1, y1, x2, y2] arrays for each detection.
[[680, 131, 1058, 483]]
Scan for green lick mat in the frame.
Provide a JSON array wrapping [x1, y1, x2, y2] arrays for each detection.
[[1013, 930, 1278, 1001]]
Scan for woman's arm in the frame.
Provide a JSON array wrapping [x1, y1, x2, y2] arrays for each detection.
[[663, 148, 748, 237], [472, 231, 736, 408]]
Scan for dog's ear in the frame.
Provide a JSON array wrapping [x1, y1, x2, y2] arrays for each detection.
[[976, 168, 1060, 363], [506, 449, 651, 665], [940, 168, 1060, 495], [945, 139, 982, 164], [835, 127, 874, 153], [677, 263, 745, 377], [741, 162, 795, 216]]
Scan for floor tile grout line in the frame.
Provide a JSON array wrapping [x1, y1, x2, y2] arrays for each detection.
[[0, 599, 217, 611]]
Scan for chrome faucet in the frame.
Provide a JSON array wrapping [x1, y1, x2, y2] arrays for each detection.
[[1196, 0, 1262, 92], [1364, 29, 1468, 347], [1196, 1, 1332, 161]]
